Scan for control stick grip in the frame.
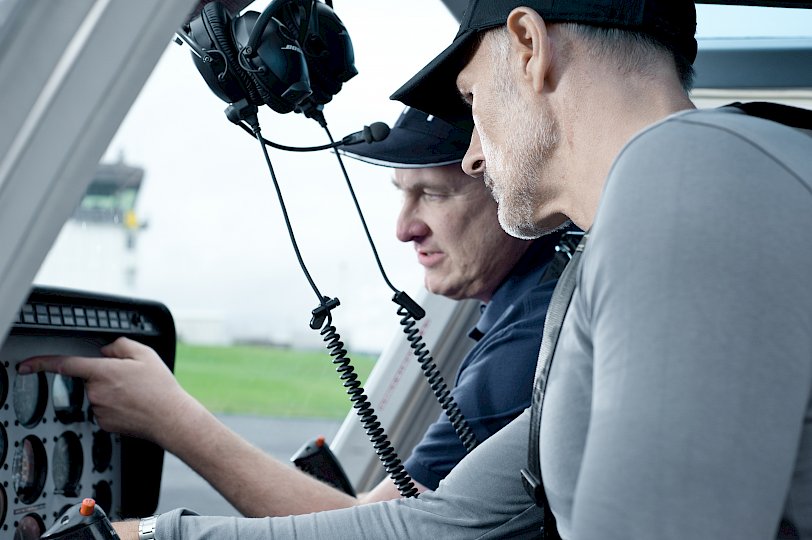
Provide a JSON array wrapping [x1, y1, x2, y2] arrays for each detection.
[[40, 498, 119, 540], [291, 436, 356, 497]]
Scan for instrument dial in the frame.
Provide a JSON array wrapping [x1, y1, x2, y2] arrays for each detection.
[[12, 435, 48, 504], [12, 373, 47, 428], [53, 431, 84, 496]]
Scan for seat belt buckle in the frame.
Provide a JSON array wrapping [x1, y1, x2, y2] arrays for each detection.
[[520, 468, 546, 507]]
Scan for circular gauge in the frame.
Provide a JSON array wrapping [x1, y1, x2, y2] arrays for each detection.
[[0, 363, 8, 407], [12, 435, 48, 504], [92, 430, 113, 472], [53, 375, 85, 424], [93, 480, 113, 515], [0, 422, 7, 466], [12, 373, 47, 428], [53, 431, 83, 496], [0, 484, 6, 529], [13, 513, 45, 540]]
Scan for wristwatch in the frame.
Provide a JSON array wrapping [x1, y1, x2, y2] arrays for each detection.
[[138, 515, 159, 540]]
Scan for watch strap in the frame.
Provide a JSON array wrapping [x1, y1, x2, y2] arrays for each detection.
[[138, 515, 159, 540]]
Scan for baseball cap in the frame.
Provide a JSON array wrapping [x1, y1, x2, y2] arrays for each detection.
[[391, 0, 697, 125], [339, 107, 474, 168]]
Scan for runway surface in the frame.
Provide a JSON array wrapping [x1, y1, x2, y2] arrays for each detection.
[[155, 415, 342, 516]]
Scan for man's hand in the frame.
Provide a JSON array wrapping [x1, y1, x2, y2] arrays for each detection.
[[18, 338, 380, 517], [18, 337, 191, 447]]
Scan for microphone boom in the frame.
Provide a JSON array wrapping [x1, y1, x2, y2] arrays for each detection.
[[235, 121, 391, 152]]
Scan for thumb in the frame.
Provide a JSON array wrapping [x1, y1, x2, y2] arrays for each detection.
[[100, 336, 150, 359]]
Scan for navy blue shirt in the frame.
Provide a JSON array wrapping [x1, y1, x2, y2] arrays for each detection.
[[404, 235, 561, 489]]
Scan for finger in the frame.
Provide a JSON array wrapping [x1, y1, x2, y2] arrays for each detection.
[[100, 336, 148, 358], [18, 355, 105, 380]]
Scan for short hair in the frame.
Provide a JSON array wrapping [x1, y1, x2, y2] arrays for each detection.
[[481, 23, 695, 93], [558, 23, 695, 92]]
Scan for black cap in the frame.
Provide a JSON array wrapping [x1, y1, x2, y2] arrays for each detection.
[[340, 107, 473, 168], [391, 0, 697, 125]]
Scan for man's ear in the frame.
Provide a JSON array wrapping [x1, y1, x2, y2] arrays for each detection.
[[505, 8, 551, 94]]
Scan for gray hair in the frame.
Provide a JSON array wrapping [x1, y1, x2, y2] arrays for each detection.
[[483, 23, 695, 92], [559, 23, 695, 91]]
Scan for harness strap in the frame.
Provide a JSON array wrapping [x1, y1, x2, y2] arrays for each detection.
[[522, 232, 588, 539]]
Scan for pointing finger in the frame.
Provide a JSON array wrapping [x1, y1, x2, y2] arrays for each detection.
[[17, 355, 106, 380]]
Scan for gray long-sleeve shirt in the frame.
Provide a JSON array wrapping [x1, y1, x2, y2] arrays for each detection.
[[541, 107, 812, 539], [157, 410, 543, 539], [157, 107, 812, 539]]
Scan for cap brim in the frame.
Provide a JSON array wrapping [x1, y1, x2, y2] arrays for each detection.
[[339, 122, 469, 169], [390, 30, 479, 129], [338, 149, 462, 169]]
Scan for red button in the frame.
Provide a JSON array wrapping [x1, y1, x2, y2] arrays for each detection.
[[80, 498, 96, 516]]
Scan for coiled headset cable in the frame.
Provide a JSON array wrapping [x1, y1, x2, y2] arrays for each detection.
[[228, 100, 479, 454], [229, 100, 418, 498], [320, 120, 480, 453]]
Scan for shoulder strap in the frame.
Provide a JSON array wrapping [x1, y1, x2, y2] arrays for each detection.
[[521, 231, 588, 539], [727, 101, 812, 135]]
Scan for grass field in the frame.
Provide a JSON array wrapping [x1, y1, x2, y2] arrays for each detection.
[[173, 342, 377, 419]]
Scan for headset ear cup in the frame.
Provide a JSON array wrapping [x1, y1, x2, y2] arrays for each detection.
[[232, 11, 312, 114], [201, 1, 264, 106], [286, 1, 358, 106], [245, 65, 282, 109]]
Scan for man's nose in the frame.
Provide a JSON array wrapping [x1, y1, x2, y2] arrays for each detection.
[[462, 128, 486, 178], [396, 203, 430, 243]]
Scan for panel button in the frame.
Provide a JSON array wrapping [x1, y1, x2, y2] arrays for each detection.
[[119, 312, 131, 330], [73, 307, 87, 326], [35, 304, 49, 324], [60, 306, 75, 325], [22, 304, 36, 324], [48, 305, 63, 325]]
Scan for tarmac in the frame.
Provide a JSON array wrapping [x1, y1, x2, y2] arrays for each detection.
[[155, 414, 342, 517]]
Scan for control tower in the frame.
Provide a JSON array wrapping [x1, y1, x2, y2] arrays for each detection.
[[36, 159, 145, 295]]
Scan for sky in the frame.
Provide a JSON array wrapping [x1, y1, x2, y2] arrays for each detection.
[[36, 1, 812, 353], [86, 0, 458, 353]]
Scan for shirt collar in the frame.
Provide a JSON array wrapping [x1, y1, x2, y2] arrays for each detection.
[[467, 235, 560, 342]]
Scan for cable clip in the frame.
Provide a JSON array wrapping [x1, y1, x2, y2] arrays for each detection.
[[224, 99, 260, 132], [392, 291, 425, 320], [310, 296, 340, 329], [554, 230, 586, 260]]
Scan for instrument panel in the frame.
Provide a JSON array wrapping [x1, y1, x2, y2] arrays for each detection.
[[0, 286, 175, 538]]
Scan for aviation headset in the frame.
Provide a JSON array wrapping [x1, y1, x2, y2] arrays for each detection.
[[180, 2, 470, 499], [184, 0, 358, 117]]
